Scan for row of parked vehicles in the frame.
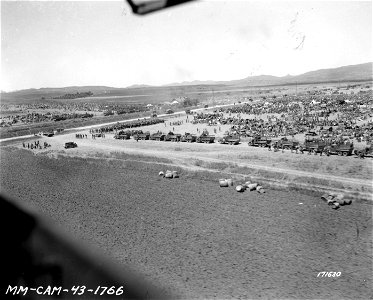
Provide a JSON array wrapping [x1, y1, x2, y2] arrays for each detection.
[[113, 130, 372, 158], [247, 136, 372, 157], [114, 130, 216, 143], [114, 130, 243, 145]]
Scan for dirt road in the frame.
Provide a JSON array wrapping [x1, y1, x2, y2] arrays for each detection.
[[20, 131, 372, 189]]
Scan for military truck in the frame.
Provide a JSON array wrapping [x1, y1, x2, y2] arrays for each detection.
[[248, 136, 271, 147], [196, 133, 215, 143], [218, 135, 240, 145], [64, 142, 77, 149], [170, 133, 182, 142], [132, 131, 150, 140], [273, 137, 299, 150], [114, 131, 131, 140], [326, 142, 354, 156], [163, 132, 179, 142], [173, 135, 182, 142], [150, 132, 166, 141], [354, 146, 373, 158], [181, 133, 197, 143], [43, 131, 54, 137], [302, 140, 326, 153]]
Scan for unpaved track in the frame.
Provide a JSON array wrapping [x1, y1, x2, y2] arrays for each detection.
[[89, 141, 371, 187], [28, 132, 372, 190]]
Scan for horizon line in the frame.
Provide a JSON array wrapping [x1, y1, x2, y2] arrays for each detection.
[[2, 61, 372, 93]]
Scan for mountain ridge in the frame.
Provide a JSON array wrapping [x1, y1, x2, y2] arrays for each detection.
[[164, 62, 372, 87], [2, 62, 371, 100]]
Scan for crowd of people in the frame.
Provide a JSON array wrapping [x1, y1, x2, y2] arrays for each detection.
[[0, 111, 94, 127], [95, 118, 165, 133], [0, 101, 153, 128], [22, 140, 51, 150], [190, 90, 372, 145], [170, 120, 184, 126]]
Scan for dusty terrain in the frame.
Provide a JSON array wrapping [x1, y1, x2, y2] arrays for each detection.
[[10, 123, 372, 195], [1, 102, 372, 298], [0, 147, 372, 299]]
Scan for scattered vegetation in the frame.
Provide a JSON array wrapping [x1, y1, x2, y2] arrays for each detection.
[[53, 91, 93, 99]]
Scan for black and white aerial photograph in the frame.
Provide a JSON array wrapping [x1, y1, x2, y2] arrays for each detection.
[[1, 0, 372, 299]]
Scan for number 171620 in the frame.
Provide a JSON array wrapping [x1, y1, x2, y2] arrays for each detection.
[[317, 272, 341, 277]]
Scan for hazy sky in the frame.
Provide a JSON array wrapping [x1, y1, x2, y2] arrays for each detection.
[[1, 0, 372, 91]]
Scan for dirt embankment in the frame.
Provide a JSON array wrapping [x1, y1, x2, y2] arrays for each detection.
[[1, 148, 372, 299]]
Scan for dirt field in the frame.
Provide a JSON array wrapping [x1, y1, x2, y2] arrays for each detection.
[[0, 147, 372, 299]]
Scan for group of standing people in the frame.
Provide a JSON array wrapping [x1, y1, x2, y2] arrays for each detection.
[[92, 133, 105, 139], [22, 140, 50, 150]]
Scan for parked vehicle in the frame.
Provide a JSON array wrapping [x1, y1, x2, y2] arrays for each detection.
[[43, 131, 54, 137], [150, 132, 166, 141], [273, 137, 299, 150], [64, 142, 77, 149], [218, 135, 240, 145], [248, 136, 271, 147], [196, 133, 215, 143], [171, 134, 182, 142], [325, 142, 354, 156], [181, 133, 197, 142], [133, 131, 150, 140], [164, 132, 181, 142], [354, 145, 373, 158], [114, 131, 131, 140], [302, 140, 326, 153]]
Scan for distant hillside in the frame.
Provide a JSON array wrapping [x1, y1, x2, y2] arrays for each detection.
[[125, 84, 153, 88], [163, 80, 222, 87], [287, 63, 373, 84], [1, 62, 371, 103], [164, 62, 372, 87], [0, 86, 118, 102]]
